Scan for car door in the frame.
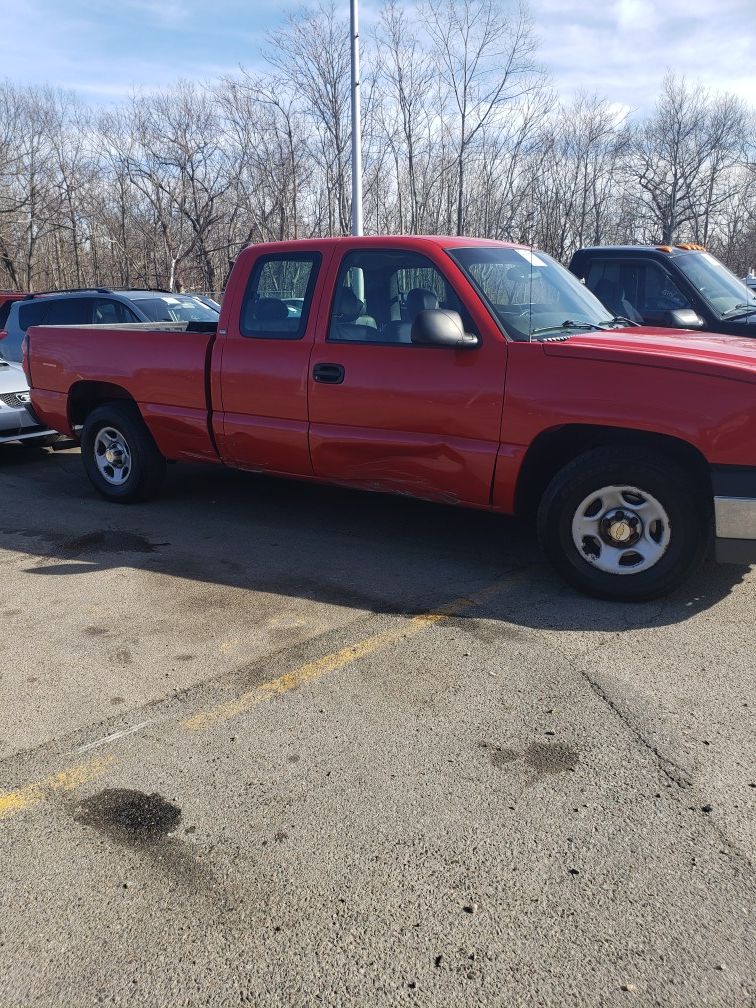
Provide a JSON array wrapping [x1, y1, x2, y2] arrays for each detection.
[[92, 298, 140, 324], [308, 245, 508, 506], [586, 259, 695, 327], [216, 246, 330, 476]]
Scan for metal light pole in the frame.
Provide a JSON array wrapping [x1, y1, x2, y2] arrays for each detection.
[[350, 0, 363, 236]]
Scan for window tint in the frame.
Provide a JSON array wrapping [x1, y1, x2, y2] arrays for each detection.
[[328, 249, 474, 344], [43, 298, 93, 325], [240, 254, 320, 339], [586, 259, 690, 320], [131, 295, 218, 323], [93, 299, 139, 324], [18, 302, 49, 331]]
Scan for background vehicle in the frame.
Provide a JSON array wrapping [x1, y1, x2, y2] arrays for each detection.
[[25, 236, 756, 602], [0, 355, 58, 447], [0, 288, 219, 362], [570, 245, 756, 336], [0, 292, 28, 334], [743, 274, 756, 292]]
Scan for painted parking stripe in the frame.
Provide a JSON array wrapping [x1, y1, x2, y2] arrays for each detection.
[[0, 577, 516, 822], [0, 756, 114, 820], [183, 579, 513, 730]]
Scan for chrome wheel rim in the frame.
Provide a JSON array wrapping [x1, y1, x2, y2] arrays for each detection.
[[94, 426, 132, 486], [571, 484, 671, 575]]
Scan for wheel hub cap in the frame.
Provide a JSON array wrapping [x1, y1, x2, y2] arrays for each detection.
[[571, 485, 672, 576], [600, 508, 642, 547], [94, 426, 132, 486]]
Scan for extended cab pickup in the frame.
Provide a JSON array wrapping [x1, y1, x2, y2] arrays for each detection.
[[570, 244, 756, 337], [25, 236, 756, 601]]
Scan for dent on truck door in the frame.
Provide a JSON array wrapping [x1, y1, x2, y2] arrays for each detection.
[[308, 246, 507, 506], [217, 249, 327, 475]]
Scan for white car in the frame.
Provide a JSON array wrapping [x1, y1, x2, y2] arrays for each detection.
[[0, 356, 58, 446]]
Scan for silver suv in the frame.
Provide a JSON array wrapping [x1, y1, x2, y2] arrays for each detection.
[[0, 287, 219, 362]]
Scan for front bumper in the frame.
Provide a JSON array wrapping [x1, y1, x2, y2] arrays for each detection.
[[713, 467, 756, 566]]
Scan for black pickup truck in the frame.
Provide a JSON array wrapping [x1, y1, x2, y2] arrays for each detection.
[[569, 244, 756, 337]]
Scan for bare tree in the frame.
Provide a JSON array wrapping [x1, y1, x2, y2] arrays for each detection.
[[422, 0, 543, 234]]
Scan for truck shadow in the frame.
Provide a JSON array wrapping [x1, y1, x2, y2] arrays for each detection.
[[0, 446, 749, 632]]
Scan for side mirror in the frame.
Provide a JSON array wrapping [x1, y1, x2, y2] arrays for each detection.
[[410, 309, 480, 349], [663, 308, 705, 329]]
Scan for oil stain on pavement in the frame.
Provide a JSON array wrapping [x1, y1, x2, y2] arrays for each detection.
[[76, 789, 182, 845]]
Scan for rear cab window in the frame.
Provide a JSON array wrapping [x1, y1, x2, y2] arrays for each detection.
[[240, 253, 321, 339]]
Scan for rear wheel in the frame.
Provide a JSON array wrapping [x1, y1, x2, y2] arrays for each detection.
[[81, 402, 166, 502], [537, 446, 709, 601]]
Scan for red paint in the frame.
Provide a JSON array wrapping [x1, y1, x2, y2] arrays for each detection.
[[27, 236, 756, 514]]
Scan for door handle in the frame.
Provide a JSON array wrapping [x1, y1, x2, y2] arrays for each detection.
[[313, 363, 345, 384]]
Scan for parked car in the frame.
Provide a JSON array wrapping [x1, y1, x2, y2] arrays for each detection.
[[0, 291, 28, 332], [0, 288, 219, 362], [569, 245, 756, 336], [194, 294, 222, 311], [0, 353, 58, 447], [25, 236, 756, 602], [743, 274, 756, 291]]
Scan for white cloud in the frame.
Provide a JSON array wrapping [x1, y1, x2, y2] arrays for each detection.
[[531, 0, 756, 115]]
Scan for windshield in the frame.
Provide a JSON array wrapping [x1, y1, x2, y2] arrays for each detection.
[[447, 246, 612, 340], [132, 295, 219, 323], [674, 252, 756, 319]]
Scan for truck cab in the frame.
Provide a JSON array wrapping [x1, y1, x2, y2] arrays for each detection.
[[569, 245, 756, 337]]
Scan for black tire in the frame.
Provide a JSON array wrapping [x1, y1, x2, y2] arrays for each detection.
[[537, 446, 709, 602], [81, 402, 166, 503]]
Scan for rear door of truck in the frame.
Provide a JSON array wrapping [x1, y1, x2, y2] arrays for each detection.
[[215, 243, 334, 476]]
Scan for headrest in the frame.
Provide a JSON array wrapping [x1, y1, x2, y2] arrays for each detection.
[[406, 287, 439, 317], [254, 297, 288, 321], [335, 288, 365, 321]]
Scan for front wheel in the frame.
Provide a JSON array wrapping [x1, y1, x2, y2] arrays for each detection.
[[81, 402, 166, 502], [537, 447, 709, 601]]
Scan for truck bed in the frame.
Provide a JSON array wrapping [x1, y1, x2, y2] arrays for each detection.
[[27, 322, 219, 463]]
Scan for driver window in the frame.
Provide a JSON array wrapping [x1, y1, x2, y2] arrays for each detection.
[[328, 249, 475, 344], [93, 299, 138, 324], [638, 263, 690, 312]]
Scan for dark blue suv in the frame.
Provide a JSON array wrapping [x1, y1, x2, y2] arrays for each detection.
[[0, 288, 219, 362]]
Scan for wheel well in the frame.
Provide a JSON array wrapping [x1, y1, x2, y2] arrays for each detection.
[[68, 382, 137, 428], [515, 425, 712, 516]]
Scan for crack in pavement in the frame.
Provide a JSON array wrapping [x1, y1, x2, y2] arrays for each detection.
[[572, 646, 754, 873]]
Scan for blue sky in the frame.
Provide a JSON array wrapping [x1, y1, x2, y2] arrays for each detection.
[[1, 0, 754, 115]]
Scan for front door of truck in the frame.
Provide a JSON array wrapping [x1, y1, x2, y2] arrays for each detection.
[[307, 245, 507, 506], [217, 246, 331, 475]]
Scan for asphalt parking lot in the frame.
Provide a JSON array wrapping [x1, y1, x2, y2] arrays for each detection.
[[1, 444, 754, 1008]]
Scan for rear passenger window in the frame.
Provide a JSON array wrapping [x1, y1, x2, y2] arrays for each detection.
[[240, 254, 320, 340], [18, 302, 48, 331], [42, 299, 93, 325]]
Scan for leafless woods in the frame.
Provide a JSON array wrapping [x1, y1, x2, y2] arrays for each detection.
[[0, 0, 753, 292]]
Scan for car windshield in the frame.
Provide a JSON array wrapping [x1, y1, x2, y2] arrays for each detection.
[[447, 246, 612, 340], [674, 252, 756, 319], [132, 295, 219, 323]]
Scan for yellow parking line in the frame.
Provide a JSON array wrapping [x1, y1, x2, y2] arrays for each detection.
[[0, 577, 514, 822], [0, 755, 115, 821], [183, 579, 511, 731]]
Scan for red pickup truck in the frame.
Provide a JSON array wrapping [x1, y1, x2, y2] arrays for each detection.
[[25, 236, 756, 601]]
